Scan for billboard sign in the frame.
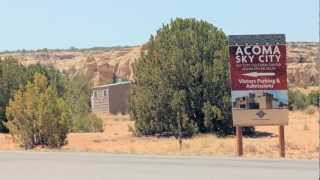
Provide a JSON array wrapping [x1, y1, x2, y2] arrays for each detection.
[[228, 34, 288, 126]]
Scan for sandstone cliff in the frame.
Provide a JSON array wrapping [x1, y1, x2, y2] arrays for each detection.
[[0, 43, 318, 86], [287, 42, 319, 86]]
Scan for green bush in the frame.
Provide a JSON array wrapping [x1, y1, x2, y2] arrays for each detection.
[[288, 89, 308, 110], [307, 90, 320, 107], [130, 18, 233, 137], [1, 58, 103, 148], [288, 89, 320, 111], [0, 57, 102, 134], [72, 113, 103, 132], [63, 73, 104, 132], [5, 74, 71, 149], [0, 59, 28, 132], [0, 58, 66, 132]]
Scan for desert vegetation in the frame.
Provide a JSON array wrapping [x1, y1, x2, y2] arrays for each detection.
[[0, 18, 318, 157], [0, 58, 103, 148], [288, 88, 320, 110], [5, 73, 71, 148], [0, 110, 318, 159], [131, 18, 239, 139]]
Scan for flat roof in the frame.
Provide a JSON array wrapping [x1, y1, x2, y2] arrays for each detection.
[[93, 81, 130, 89]]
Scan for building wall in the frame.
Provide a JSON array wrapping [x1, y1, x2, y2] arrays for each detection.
[[265, 95, 273, 109], [91, 82, 130, 114], [91, 87, 109, 113], [108, 83, 130, 114], [234, 92, 275, 110], [257, 96, 267, 109]]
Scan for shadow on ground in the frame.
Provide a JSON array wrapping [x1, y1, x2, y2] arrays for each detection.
[[245, 131, 275, 138]]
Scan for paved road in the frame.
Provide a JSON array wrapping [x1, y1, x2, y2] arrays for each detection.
[[0, 151, 318, 180]]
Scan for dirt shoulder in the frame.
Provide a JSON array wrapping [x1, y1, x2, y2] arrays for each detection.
[[0, 111, 318, 159]]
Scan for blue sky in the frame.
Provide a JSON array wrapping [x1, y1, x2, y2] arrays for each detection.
[[0, 0, 318, 51]]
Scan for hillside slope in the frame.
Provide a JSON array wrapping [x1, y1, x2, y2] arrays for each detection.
[[0, 43, 319, 86]]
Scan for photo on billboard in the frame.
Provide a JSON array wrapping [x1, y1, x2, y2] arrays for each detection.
[[231, 90, 288, 110]]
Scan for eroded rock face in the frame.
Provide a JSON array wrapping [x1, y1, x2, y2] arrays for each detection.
[[288, 63, 320, 86], [287, 42, 319, 63], [84, 56, 98, 79], [287, 43, 320, 86], [0, 43, 318, 86], [78, 47, 141, 85]]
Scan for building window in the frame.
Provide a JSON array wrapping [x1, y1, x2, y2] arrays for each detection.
[[94, 91, 97, 97], [104, 90, 107, 96]]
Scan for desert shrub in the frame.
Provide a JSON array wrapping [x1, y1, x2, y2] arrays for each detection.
[[0, 58, 66, 132], [5, 73, 71, 149], [288, 89, 308, 110], [72, 113, 103, 132], [1, 58, 103, 138], [307, 90, 320, 107], [63, 73, 103, 132], [288, 89, 320, 111], [127, 124, 136, 136], [0, 59, 26, 132], [305, 106, 316, 115], [130, 18, 234, 137]]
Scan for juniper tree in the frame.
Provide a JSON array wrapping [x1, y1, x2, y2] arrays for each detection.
[[130, 18, 233, 136], [0, 59, 66, 132], [5, 73, 71, 148]]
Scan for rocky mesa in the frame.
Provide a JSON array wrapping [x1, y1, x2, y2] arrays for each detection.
[[0, 42, 319, 86]]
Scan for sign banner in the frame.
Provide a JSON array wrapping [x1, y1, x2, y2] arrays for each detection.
[[229, 34, 288, 126]]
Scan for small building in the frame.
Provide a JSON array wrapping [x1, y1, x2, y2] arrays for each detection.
[[91, 81, 130, 114]]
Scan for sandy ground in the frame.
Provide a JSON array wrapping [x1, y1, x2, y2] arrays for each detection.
[[0, 110, 318, 159]]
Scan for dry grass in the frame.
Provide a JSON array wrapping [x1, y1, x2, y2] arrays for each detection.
[[0, 134, 18, 150], [305, 106, 316, 115], [291, 86, 320, 95], [0, 111, 318, 159]]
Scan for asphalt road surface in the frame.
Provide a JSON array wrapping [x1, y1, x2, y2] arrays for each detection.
[[0, 151, 318, 180]]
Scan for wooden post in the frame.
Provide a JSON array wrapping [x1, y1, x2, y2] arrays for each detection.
[[177, 112, 182, 151], [236, 126, 243, 156], [279, 125, 285, 158]]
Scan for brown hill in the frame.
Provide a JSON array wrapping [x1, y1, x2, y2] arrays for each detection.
[[0, 42, 319, 86]]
